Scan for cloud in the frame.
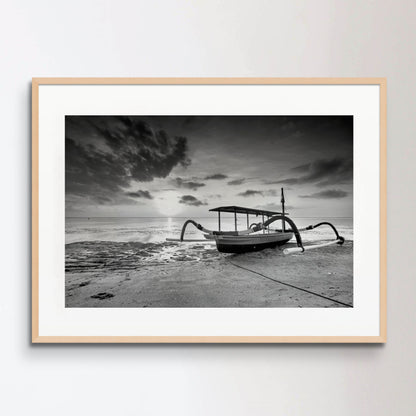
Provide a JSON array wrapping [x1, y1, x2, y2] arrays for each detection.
[[125, 190, 153, 199], [264, 190, 279, 197], [238, 190, 263, 197], [261, 180, 293, 189], [204, 173, 228, 180], [256, 203, 294, 212], [276, 178, 301, 185], [280, 157, 353, 187], [290, 163, 310, 173], [65, 116, 190, 204], [171, 177, 205, 191], [227, 178, 245, 186], [178, 195, 207, 206], [237, 189, 278, 197], [299, 189, 348, 199], [95, 196, 113, 204]]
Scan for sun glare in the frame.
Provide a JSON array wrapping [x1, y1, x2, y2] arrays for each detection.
[[155, 191, 183, 217]]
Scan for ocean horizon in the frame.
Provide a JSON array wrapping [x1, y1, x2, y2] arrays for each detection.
[[66, 216, 353, 245]]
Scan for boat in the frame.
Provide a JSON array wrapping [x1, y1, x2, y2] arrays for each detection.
[[213, 231, 294, 253], [166, 188, 345, 254], [208, 205, 293, 253]]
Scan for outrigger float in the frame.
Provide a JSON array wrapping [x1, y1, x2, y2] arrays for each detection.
[[167, 189, 344, 254]]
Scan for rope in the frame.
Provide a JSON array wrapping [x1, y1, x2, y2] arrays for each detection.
[[227, 260, 353, 308]]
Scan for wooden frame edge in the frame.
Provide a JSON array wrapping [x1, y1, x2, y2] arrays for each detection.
[[32, 78, 387, 344], [379, 79, 387, 343], [32, 77, 386, 85], [32, 335, 386, 344]]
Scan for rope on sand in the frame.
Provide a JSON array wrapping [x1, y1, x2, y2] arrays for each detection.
[[227, 261, 353, 308]]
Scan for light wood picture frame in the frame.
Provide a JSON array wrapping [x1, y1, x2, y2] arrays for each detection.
[[32, 78, 386, 343]]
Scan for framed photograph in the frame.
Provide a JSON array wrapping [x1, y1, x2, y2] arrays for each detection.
[[32, 78, 386, 343]]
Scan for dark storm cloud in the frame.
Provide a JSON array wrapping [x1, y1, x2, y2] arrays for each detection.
[[280, 157, 353, 187], [299, 189, 348, 199], [65, 116, 190, 204], [227, 178, 246, 186], [171, 177, 206, 191], [204, 173, 228, 180], [125, 190, 153, 199], [93, 116, 191, 181], [178, 195, 207, 206], [238, 190, 264, 197]]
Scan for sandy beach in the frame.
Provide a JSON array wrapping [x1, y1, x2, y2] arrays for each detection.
[[65, 240, 353, 308]]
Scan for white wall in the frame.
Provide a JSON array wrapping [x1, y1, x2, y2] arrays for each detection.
[[1, 1, 415, 414]]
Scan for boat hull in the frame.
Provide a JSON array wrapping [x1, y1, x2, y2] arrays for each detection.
[[215, 232, 293, 253]]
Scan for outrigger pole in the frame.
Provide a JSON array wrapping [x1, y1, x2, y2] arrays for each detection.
[[166, 188, 345, 254]]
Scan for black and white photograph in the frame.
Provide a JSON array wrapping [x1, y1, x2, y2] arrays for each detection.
[[65, 115, 353, 308]]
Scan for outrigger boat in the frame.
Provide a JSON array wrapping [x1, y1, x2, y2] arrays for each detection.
[[167, 189, 344, 254]]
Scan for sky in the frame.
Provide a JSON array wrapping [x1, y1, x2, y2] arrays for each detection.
[[65, 115, 353, 218]]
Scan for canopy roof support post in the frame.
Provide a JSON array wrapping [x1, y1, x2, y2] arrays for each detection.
[[262, 214, 265, 234], [218, 211, 221, 231], [246, 213, 249, 229], [234, 209, 237, 231]]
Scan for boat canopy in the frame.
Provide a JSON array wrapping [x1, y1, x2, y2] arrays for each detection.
[[209, 205, 287, 217]]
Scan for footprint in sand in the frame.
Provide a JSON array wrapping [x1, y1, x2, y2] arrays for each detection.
[[90, 292, 114, 300]]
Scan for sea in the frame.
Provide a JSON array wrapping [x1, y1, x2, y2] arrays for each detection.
[[65, 216, 353, 271], [66, 216, 353, 245]]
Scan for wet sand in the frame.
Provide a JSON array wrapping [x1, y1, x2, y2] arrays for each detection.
[[65, 241, 353, 308]]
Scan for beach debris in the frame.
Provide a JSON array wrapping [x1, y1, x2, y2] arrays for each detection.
[[91, 292, 114, 300]]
